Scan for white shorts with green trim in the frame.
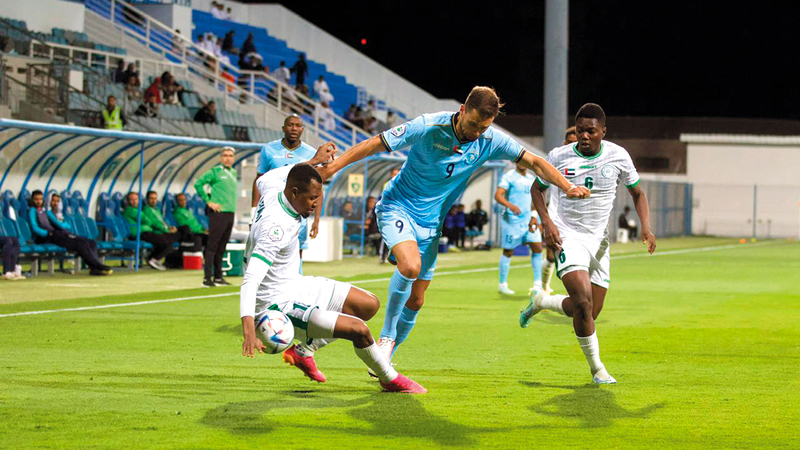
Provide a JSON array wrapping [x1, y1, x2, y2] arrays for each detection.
[[555, 235, 610, 289], [254, 276, 352, 344]]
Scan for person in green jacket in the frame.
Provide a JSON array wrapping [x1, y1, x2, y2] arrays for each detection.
[[173, 192, 208, 249], [194, 146, 237, 288], [123, 191, 182, 271]]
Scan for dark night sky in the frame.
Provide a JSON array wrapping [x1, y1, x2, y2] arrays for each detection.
[[268, 1, 798, 120]]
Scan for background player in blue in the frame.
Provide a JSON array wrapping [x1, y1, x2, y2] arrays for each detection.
[[319, 86, 591, 367], [494, 162, 543, 296], [251, 115, 334, 266]]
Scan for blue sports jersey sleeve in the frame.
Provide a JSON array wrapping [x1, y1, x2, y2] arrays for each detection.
[[380, 115, 427, 152], [488, 130, 526, 163], [257, 145, 273, 174]]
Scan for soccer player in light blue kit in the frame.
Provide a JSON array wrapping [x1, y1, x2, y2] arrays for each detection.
[[252, 115, 332, 266], [494, 162, 543, 295], [319, 87, 590, 367]]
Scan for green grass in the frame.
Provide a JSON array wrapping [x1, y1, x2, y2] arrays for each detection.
[[1, 237, 799, 449]]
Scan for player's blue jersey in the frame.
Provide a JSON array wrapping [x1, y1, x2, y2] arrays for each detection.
[[498, 169, 536, 224], [257, 139, 317, 174], [379, 111, 526, 228]]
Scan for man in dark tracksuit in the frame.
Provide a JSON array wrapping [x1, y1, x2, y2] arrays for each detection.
[[28, 190, 112, 276], [194, 147, 237, 287]]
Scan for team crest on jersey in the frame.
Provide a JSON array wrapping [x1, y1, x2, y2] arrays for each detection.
[[601, 164, 616, 178], [390, 124, 407, 137], [465, 152, 478, 164], [268, 226, 284, 242]]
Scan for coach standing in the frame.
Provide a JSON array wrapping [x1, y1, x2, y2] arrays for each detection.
[[194, 146, 237, 288]]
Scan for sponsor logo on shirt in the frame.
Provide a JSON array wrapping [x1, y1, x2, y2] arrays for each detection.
[[390, 124, 407, 137], [433, 142, 450, 151], [269, 225, 284, 242]]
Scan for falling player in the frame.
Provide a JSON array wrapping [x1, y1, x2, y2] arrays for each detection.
[[241, 148, 426, 393], [540, 126, 578, 294], [520, 103, 657, 384], [318, 86, 590, 366], [494, 162, 543, 295]]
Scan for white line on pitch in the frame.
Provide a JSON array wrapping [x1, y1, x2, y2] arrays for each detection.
[[0, 240, 784, 318]]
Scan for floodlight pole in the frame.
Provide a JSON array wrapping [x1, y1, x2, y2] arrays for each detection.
[[543, 0, 569, 154]]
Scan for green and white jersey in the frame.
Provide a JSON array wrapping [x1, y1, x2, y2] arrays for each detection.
[[535, 140, 639, 241], [241, 164, 302, 316]]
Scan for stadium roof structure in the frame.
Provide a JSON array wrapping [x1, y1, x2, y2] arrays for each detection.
[[0, 119, 264, 212]]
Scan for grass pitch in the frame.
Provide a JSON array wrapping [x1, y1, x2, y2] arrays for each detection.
[[1, 237, 798, 449]]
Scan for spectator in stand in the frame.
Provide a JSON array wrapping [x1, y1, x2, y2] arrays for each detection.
[[160, 72, 185, 106], [173, 193, 207, 251], [222, 30, 238, 55], [344, 104, 357, 122], [122, 191, 182, 271], [102, 95, 126, 130], [135, 90, 159, 118], [112, 60, 126, 84], [194, 100, 217, 124], [225, 7, 233, 20], [193, 147, 237, 287], [241, 33, 257, 57], [316, 101, 336, 131], [454, 204, 467, 248], [49, 192, 64, 221], [618, 206, 638, 238], [273, 60, 290, 86], [467, 199, 489, 234], [28, 190, 113, 276], [351, 106, 366, 129], [123, 63, 138, 83], [145, 76, 162, 104], [210, 1, 225, 19], [291, 53, 308, 88], [125, 74, 142, 101], [313, 75, 334, 103], [0, 233, 23, 280]]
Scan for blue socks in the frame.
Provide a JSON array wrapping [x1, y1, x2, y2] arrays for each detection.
[[498, 254, 511, 284], [380, 269, 415, 340], [393, 306, 419, 356], [531, 252, 543, 283], [298, 258, 303, 275]]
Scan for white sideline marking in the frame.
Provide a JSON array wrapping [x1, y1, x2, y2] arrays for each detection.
[[0, 241, 783, 318]]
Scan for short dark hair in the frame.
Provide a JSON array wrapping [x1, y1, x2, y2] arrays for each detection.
[[146, 190, 157, 197], [51, 193, 60, 199], [286, 163, 322, 194], [464, 86, 504, 119], [108, 95, 115, 101], [284, 114, 302, 126], [32, 190, 43, 197], [565, 126, 577, 140], [175, 193, 186, 199], [575, 103, 606, 126]]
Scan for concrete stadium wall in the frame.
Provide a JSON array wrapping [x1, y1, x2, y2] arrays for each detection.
[[135, 4, 193, 40], [2, 0, 86, 34]]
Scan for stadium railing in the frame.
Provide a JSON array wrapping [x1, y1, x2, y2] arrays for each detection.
[[84, 0, 370, 150]]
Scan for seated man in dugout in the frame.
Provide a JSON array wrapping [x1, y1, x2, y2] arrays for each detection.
[[123, 191, 191, 271], [172, 193, 208, 251]]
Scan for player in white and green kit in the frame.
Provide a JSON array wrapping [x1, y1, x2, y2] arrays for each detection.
[[520, 103, 657, 384], [241, 154, 426, 393]]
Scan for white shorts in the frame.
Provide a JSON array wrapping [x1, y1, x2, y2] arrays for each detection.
[[255, 276, 352, 344], [555, 235, 610, 289]]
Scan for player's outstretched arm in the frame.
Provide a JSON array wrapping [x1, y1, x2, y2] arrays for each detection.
[[317, 135, 385, 181], [241, 316, 266, 357], [519, 151, 590, 198], [240, 257, 271, 356], [308, 141, 337, 166], [628, 185, 656, 254], [531, 185, 562, 252]]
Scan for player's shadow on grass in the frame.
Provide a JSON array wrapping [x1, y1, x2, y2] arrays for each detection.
[[521, 381, 665, 428], [216, 323, 242, 335], [200, 391, 485, 446]]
